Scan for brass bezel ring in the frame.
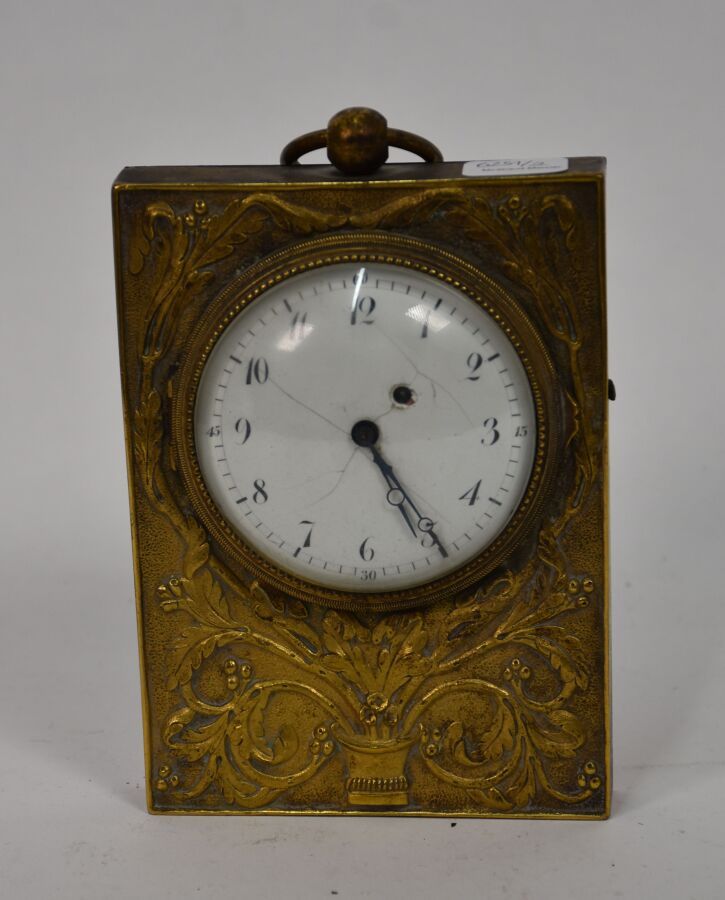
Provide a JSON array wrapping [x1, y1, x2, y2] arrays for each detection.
[[174, 233, 562, 613]]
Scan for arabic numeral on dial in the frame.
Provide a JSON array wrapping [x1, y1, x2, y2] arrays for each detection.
[[351, 295, 375, 325], [252, 479, 268, 504], [481, 417, 500, 446], [359, 537, 375, 561], [289, 311, 308, 340], [515, 425, 529, 437], [421, 298, 442, 338], [352, 268, 368, 286], [234, 417, 252, 444], [459, 479, 482, 506], [299, 520, 314, 547], [359, 569, 377, 582], [293, 520, 314, 558], [418, 516, 437, 548], [466, 352, 483, 380], [206, 424, 221, 437], [245, 358, 269, 385]]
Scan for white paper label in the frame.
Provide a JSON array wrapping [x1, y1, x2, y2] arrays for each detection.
[[462, 158, 569, 177]]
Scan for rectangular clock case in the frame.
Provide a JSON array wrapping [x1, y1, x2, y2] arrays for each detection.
[[113, 157, 610, 817]]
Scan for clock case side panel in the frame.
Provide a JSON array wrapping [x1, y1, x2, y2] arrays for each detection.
[[112, 185, 155, 812], [113, 165, 609, 818]]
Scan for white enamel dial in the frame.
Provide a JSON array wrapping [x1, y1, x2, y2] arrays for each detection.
[[194, 262, 536, 593]]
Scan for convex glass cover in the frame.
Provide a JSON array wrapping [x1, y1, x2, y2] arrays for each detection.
[[193, 260, 537, 597]]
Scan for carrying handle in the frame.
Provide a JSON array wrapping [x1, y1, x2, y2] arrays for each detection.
[[281, 107, 443, 176]]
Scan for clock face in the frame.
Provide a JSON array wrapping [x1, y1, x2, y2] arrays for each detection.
[[193, 261, 537, 596]]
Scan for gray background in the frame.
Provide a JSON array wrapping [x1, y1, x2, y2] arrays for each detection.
[[1, 1, 724, 897]]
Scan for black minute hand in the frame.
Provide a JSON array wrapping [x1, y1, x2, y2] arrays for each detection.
[[350, 419, 447, 557], [368, 445, 418, 538], [366, 439, 448, 559]]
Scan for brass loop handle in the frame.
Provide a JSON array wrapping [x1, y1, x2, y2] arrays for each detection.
[[280, 107, 443, 176]]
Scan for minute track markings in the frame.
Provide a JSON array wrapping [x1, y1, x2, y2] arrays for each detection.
[[195, 261, 536, 594]]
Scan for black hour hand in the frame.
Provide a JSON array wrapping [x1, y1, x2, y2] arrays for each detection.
[[351, 420, 447, 557]]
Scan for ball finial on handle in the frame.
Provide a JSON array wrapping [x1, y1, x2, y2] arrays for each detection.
[[326, 107, 389, 175], [280, 107, 443, 175]]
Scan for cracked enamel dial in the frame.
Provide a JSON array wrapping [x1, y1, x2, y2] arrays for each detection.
[[194, 262, 536, 594]]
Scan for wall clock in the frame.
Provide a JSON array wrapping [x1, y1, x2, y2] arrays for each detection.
[[114, 108, 610, 817]]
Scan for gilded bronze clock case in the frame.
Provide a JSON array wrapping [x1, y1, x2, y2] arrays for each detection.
[[114, 152, 609, 818]]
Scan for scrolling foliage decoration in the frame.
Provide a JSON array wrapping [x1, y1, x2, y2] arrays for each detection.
[[130, 187, 604, 813]]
